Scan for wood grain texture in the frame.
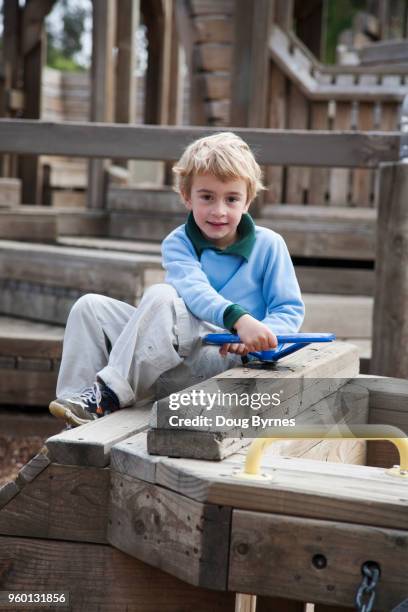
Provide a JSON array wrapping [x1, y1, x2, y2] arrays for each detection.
[[46, 404, 151, 466], [229, 510, 408, 609], [371, 163, 408, 377], [0, 463, 109, 542], [108, 472, 231, 590], [261, 204, 376, 260], [0, 535, 241, 612], [0, 120, 399, 167]]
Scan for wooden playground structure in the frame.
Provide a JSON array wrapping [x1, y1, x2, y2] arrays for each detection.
[[1, 0, 408, 610]]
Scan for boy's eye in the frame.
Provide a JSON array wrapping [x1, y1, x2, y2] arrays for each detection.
[[200, 194, 212, 201], [227, 197, 238, 203]]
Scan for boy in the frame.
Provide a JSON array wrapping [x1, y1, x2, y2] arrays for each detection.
[[49, 132, 304, 427]]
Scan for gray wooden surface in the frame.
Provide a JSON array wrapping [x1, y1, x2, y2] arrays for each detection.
[[371, 162, 408, 378], [46, 404, 152, 466], [0, 119, 399, 168], [229, 509, 408, 609]]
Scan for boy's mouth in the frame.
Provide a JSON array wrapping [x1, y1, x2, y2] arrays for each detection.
[[207, 221, 228, 227]]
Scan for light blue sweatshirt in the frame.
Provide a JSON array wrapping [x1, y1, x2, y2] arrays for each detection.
[[161, 214, 304, 334]]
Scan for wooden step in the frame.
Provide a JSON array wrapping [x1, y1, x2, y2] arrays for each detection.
[[261, 204, 376, 261], [302, 294, 373, 339], [0, 208, 57, 242], [0, 316, 63, 406], [0, 178, 21, 207], [0, 240, 163, 324]]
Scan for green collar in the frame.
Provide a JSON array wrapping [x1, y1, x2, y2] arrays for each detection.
[[185, 212, 256, 261]]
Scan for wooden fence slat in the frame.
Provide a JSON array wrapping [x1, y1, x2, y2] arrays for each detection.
[[351, 101, 375, 207], [309, 101, 329, 205], [286, 84, 310, 203], [329, 101, 352, 206], [265, 64, 286, 203]]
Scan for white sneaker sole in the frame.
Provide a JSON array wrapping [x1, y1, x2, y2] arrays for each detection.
[[49, 400, 96, 427]]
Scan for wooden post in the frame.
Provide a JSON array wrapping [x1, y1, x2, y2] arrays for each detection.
[[274, 0, 294, 30], [115, 0, 139, 125], [371, 161, 408, 377], [2, 0, 21, 177], [88, 0, 116, 209], [114, 0, 139, 170], [230, 0, 273, 128], [19, 0, 55, 203], [142, 0, 174, 125]]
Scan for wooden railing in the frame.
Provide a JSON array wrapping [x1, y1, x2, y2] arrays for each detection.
[[267, 25, 408, 207], [0, 119, 399, 167]]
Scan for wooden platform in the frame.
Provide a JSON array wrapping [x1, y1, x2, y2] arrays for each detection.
[[0, 370, 407, 610]]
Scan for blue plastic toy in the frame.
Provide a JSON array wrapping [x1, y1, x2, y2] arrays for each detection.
[[203, 332, 336, 363]]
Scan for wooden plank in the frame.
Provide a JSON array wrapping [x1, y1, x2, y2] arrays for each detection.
[[0, 120, 400, 167], [0, 463, 109, 542], [302, 295, 372, 339], [295, 266, 374, 296], [0, 535, 239, 611], [0, 178, 21, 207], [230, 0, 272, 128], [56, 209, 108, 236], [108, 472, 231, 590], [0, 368, 57, 406], [309, 102, 329, 205], [352, 101, 375, 207], [329, 101, 352, 206], [148, 343, 360, 459], [359, 39, 408, 65], [193, 16, 233, 43], [107, 185, 183, 212], [356, 375, 408, 469], [0, 209, 57, 242], [265, 64, 286, 204], [119, 443, 408, 529], [229, 510, 408, 608], [371, 163, 408, 377], [46, 404, 151, 466], [286, 84, 310, 204], [261, 204, 376, 261], [115, 0, 138, 125], [88, 0, 116, 209]]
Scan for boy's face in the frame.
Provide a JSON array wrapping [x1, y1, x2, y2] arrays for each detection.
[[183, 173, 249, 248]]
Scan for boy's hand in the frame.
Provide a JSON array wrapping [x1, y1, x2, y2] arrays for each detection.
[[219, 314, 277, 356]]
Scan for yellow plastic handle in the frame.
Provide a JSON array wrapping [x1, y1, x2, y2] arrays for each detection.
[[243, 426, 408, 478]]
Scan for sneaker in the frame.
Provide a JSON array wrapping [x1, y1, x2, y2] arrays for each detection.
[[94, 378, 120, 416], [49, 384, 100, 427]]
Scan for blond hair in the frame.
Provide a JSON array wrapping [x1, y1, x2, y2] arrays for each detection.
[[173, 132, 265, 204]]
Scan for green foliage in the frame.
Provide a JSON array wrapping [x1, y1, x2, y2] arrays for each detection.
[[46, 0, 89, 72], [324, 0, 366, 64]]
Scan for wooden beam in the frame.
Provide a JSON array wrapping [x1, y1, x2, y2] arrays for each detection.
[[371, 162, 408, 377], [108, 472, 231, 590], [18, 0, 56, 202], [229, 510, 408, 608], [0, 536, 241, 611], [46, 404, 151, 467], [0, 463, 109, 542], [147, 343, 361, 460], [88, 0, 117, 209], [115, 0, 139, 125], [275, 0, 294, 30], [0, 120, 400, 167], [230, 0, 273, 128]]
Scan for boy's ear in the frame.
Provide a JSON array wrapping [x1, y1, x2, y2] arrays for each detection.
[[181, 190, 192, 210]]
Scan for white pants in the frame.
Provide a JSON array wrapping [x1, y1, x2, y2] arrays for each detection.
[[56, 283, 241, 407]]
